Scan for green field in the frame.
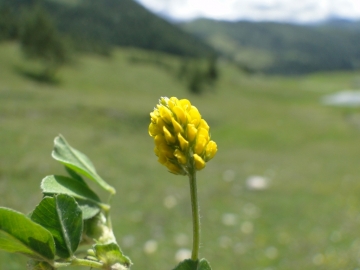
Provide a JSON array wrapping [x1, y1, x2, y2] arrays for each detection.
[[1, 42, 360, 269]]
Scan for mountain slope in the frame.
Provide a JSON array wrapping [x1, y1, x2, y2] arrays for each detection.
[[180, 19, 360, 74], [0, 0, 214, 57]]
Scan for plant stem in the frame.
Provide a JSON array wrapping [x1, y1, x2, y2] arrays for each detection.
[[54, 258, 103, 268], [189, 169, 200, 261]]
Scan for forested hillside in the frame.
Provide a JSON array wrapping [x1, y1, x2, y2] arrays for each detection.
[[181, 18, 360, 74], [0, 0, 214, 57], [2, 0, 360, 74]]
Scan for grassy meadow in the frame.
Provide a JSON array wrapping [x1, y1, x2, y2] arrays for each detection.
[[1, 42, 360, 270]]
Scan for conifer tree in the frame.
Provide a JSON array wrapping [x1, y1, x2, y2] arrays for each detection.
[[0, 4, 18, 40], [20, 5, 67, 80]]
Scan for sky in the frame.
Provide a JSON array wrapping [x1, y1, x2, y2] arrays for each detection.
[[135, 0, 360, 23]]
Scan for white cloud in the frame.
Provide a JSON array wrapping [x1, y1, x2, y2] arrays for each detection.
[[135, 0, 360, 22]]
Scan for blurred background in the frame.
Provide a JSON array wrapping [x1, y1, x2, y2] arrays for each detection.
[[1, 0, 360, 269]]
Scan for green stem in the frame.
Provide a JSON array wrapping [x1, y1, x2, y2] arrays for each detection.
[[99, 202, 111, 212], [54, 258, 103, 268], [105, 194, 116, 233], [188, 169, 200, 261]]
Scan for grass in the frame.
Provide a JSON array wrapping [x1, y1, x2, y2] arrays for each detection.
[[1, 42, 360, 269]]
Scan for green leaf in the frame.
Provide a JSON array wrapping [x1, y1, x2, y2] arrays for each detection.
[[30, 195, 83, 258], [0, 207, 55, 262], [41, 175, 100, 202], [198, 259, 212, 270], [64, 166, 86, 184], [41, 175, 107, 218], [27, 260, 54, 270], [94, 242, 132, 269], [51, 135, 115, 194], [76, 198, 101, 220], [172, 259, 198, 270], [172, 259, 212, 270]]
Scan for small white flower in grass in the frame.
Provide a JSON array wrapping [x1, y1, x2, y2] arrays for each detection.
[[221, 213, 237, 226], [175, 248, 191, 262], [246, 175, 269, 190], [143, 240, 158, 254], [164, 195, 177, 209]]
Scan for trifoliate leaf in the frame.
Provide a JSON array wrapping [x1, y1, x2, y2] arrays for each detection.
[[51, 135, 115, 194], [41, 175, 106, 219], [0, 207, 55, 262], [30, 195, 83, 258]]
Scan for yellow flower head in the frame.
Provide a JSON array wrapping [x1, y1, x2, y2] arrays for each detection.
[[149, 97, 217, 175]]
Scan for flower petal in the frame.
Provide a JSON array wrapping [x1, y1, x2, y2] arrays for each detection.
[[186, 124, 197, 143], [159, 106, 173, 124], [160, 97, 169, 106], [179, 99, 191, 110], [194, 135, 207, 155], [168, 97, 178, 110], [174, 149, 187, 164], [150, 111, 158, 124], [163, 126, 176, 144], [155, 149, 167, 165], [193, 154, 205, 170], [172, 106, 187, 125], [158, 143, 174, 158], [154, 134, 167, 146], [197, 128, 210, 142], [166, 161, 185, 175], [149, 122, 160, 137], [188, 106, 201, 124], [172, 118, 184, 135], [204, 140, 217, 161], [198, 119, 209, 131], [178, 133, 189, 151]]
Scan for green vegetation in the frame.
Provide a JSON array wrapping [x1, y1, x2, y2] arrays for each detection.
[[3, 0, 359, 77], [0, 3, 19, 41], [19, 5, 68, 81], [177, 56, 219, 94], [1, 42, 360, 269], [0, 0, 214, 57], [181, 18, 360, 74], [126, 51, 219, 94]]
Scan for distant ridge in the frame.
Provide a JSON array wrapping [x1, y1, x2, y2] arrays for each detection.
[[180, 18, 360, 74]]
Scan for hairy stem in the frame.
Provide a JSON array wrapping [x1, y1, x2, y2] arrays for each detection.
[[189, 169, 200, 261]]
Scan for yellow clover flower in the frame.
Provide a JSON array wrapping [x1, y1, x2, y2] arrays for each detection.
[[149, 97, 217, 175]]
